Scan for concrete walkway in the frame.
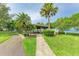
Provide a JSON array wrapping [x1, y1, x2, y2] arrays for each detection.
[[36, 34, 55, 56], [0, 34, 25, 56]]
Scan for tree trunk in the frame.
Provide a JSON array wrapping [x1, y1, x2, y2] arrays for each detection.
[[48, 16, 50, 30]]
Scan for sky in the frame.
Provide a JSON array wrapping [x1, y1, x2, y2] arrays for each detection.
[[7, 3, 79, 24]]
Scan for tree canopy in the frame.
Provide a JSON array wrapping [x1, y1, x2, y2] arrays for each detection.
[[0, 3, 11, 30], [15, 12, 35, 33], [0, 4, 36, 34], [51, 13, 79, 31]]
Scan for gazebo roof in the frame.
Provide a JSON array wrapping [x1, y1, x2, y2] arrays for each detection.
[[35, 25, 48, 29]]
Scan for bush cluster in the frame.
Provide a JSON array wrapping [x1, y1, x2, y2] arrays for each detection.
[[66, 32, 79, 36], [58, 31, 65, 34], [43, 29, 79, 36], [43, 29, 55, 36]]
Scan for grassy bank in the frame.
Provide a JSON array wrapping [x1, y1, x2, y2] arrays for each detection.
[[22, 36, 36, 56], [0, 31, 18, 44], [44, 35, 79, 56]]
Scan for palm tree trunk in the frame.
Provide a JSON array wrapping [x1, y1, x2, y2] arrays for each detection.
[[48, 16, 50, 30]]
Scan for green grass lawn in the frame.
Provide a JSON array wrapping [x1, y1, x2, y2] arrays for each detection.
[[44, 34, 79, 56], [0, 31, 18, 44], [22, 36, 36, 56], [0, 34, 11, 43]]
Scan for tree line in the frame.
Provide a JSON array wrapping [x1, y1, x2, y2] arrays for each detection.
[[51, 13, 79, 31], [0, 3, 35, 34], [0, 3, 79, 34]]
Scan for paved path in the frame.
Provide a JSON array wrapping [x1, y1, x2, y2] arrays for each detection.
[[0, 34, 25, 56], [36, 34, 55, 56]]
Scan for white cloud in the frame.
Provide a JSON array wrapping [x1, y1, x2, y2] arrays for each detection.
[[24, 10, 43, 23], [7, 4, 44, 23], [29, 12, 41, 20]]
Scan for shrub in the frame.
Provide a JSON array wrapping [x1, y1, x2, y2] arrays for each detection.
[[66, 32, 79, 36], [59, 31, 65, 34], [23, 32, 29, 36], [43, 29, 55, 36]]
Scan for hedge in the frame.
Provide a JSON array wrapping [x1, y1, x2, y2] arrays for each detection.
[[65, 32, 79, 36], [43, 29, 55, 36]]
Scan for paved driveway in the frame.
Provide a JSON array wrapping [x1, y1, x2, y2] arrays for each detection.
[[0, 34, 24, 56]]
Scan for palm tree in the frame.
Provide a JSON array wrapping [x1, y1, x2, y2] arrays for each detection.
[[15, 12, 31, 33], [40, 3, 58, 29]]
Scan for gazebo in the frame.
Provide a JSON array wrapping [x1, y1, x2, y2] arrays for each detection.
[[33, 25, 48, 34]]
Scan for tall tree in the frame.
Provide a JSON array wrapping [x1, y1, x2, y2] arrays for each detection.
[[0, 3, 11, 30], [40, 3, 58, 29]]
